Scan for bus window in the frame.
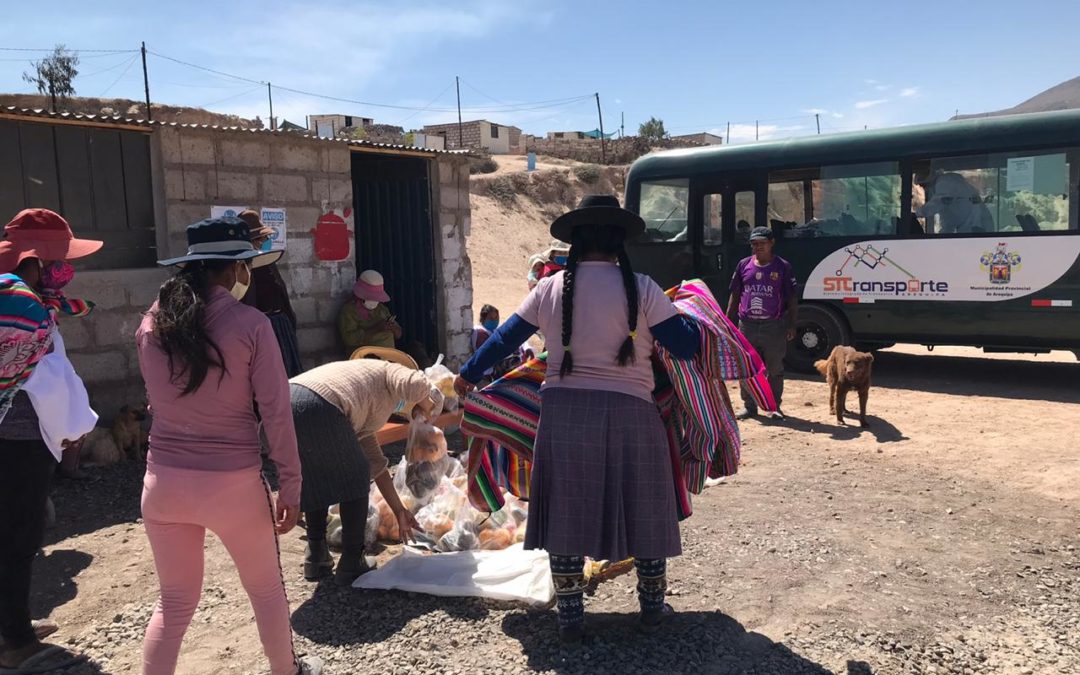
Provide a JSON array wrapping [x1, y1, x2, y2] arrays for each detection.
[[768, 162, 901, 238], [640, 179, 690, 242], [704, 194, 722, 245], [734, 191, 756, 242], [913, 150, 1072, 234]]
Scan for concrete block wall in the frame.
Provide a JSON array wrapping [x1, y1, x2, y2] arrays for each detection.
[[433, 155, 474, 369], [157, 126, 356, 372], [421, 122, 483, 151]]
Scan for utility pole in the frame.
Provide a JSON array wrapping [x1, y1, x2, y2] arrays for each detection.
[[726, 121, 730, 145], [141, 41, 152, 121], [267, 82, 275, 130], [620, 111, 624, 139], [456, 76, 463, 149], [815, 113, 821, 134], [755, 120, 759, 141], [595, 92, 606, 163]]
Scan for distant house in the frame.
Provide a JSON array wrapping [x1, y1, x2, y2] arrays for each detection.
[[546, 129, 614, 140], [671, 132, 724, 146], [421, 120, 522, 154], [308, 114, 375, 138]]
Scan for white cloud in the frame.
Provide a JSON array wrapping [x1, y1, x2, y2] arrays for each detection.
[[855, 98, 889, 109], [832, 112, 844, 118], [803, 107, 828, 115], [614, 98, 623, 105], [900, 87, 920, 98], [875, 84, 891, 92], [864, 79, 879, 85]]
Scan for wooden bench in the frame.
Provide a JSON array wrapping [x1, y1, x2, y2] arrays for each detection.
[[376, 409, 464, 446]]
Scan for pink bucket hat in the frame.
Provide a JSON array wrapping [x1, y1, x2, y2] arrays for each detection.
[[353, 269, 391, 303]]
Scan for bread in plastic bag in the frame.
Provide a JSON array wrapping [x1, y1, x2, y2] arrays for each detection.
[[425, 355, 458, 411], [414, 478, 467, 539]]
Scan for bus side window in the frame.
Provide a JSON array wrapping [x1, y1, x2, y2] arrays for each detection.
[[734, 191, 756, 242], [914, 151, 1072, 234], [704, 194, 723, 245]]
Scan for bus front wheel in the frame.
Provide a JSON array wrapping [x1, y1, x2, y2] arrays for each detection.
[[786, 305, 852, 373]]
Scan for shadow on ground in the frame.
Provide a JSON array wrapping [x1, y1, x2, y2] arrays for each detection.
[[501, 609, 833, 674]]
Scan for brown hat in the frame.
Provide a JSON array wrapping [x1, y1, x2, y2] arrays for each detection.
[[237, 209, 275, 242], [0, 209, 103, 273]]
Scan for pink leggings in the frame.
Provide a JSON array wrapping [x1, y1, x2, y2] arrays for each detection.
[[141, 464, 297, 675]]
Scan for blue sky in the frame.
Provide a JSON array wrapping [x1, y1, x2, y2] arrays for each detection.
[[2, 0, 1078, 142]]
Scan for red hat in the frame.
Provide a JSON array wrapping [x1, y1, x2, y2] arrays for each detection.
[[0, 209, 103, 273]]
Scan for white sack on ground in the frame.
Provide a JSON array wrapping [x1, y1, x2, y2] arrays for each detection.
[[354, 544, 553, 606]]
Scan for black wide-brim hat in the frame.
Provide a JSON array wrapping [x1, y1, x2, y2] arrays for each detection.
[[157, 217, 284, 268], [549, 194, 646, 243]]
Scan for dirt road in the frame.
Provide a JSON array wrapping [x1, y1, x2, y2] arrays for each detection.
[[37, 345, 1078, 674]]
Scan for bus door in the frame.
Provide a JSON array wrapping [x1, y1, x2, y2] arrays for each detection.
[[694, 173, 764, 305]]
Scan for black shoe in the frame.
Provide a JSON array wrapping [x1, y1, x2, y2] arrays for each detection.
[[303, 540, 334, 581], [638, 603, 675, 633], [334, 552, 375, 587]]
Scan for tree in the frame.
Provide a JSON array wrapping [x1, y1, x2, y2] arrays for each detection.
[[22, 45, 79, 112], [638, 117, 668, 143]]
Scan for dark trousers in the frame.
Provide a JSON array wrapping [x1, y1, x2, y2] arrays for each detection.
[[739, 318, 788, 410], [305, 498, 367, 556], [0, 440, 56, 649]]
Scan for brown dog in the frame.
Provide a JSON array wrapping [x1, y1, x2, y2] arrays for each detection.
[[112, 404, 148, 461], [815, 346, 874, 427]]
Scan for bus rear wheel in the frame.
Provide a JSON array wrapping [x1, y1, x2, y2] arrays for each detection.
[[786, 304, 852, 373]]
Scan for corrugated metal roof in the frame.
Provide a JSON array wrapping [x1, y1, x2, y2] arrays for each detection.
[[0, 106, 471, 157]]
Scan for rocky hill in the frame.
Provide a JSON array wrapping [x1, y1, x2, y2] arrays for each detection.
[[953, 75, 1080, 119]]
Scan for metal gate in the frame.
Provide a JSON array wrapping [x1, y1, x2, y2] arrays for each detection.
[[350, 153, 438, 361]]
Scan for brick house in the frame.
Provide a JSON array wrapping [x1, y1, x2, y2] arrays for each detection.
[[0, 107, 475, 418], [421, 120, 523, 154]]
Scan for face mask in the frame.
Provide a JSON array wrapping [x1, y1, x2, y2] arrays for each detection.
[[230, 263, 251, 301], [40, 261, 75, 291], [393, 399, 406, 414], [363, 300, 379, 310], [482, 319, 499, 333], [554, 256, 567, 266]]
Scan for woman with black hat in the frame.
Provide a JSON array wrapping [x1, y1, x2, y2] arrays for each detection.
[[455, 195, 700, 642], [137, 218, 321, 675]]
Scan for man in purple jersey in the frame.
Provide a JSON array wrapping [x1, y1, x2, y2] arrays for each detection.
[[726, 227, 798, 420]]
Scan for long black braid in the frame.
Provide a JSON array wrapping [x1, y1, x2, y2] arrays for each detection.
[[153, 260, 232, 395], [558, 224, 639, 377], [558, 245, 581, 378]]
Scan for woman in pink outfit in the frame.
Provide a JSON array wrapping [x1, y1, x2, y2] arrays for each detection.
[[136, 217, 321, 675]]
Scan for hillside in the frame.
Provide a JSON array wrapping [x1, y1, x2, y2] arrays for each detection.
[[467, 157, 626, 319], [0, 93, 263, 127], [953, 75, 1080, 119]]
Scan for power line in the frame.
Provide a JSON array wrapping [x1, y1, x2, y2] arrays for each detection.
[[148, 49, 263, 86], [198, 84, 265, 109], [0, 47, 138, 53], [400, 81, 456, 123], [460, 78, 511, 106], [78, 54, 140, 78], [100, 55, 139, 96]]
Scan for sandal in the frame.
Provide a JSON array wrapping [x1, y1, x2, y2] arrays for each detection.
[[638, 603, 675, 633], [0, 644, 87, 674]]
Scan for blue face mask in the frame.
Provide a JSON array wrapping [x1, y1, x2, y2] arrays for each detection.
[[393, 400, 406, 414], [554, 255, 568, 266], [482, 319, 499, 333]]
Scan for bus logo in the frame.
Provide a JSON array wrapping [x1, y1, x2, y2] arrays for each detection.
[[980, 243, 1021, 285]]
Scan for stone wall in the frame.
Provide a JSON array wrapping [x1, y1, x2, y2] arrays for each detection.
[[156, 126, 357, 374], [523, 135, 708, 165], [56, 123, 473, 422], [421, 122, 483, 151], [433, 156, 474, 370]]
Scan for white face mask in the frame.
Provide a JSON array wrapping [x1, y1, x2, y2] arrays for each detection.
[[230, 263, 252, 301], [363, 300, 379, 310]]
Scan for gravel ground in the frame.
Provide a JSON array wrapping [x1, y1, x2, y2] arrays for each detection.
[[31, 349, 1080, 674]]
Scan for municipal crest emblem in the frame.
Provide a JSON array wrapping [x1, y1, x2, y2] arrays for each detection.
[[979, 243, 1021, 285]]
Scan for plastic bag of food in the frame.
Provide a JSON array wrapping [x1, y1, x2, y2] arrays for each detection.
[[425, 355, 458, 410], [325, 505, 342, 549], [406, 417, 448, 465], [414, 478, 467, 539], [436, 502, 481, 552]]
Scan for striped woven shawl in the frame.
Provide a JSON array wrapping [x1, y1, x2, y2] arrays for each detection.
[[463, 279, 776, 518]]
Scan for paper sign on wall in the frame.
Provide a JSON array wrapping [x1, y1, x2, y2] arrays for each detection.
[[210, 206, 287, 251]]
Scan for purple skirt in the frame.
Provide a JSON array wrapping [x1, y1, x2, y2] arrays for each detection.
[[524, 388, 682, 561]]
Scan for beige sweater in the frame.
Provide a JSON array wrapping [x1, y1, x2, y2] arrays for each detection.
[[291, 360, 431, 479]]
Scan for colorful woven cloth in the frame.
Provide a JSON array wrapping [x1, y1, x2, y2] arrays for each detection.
[[463, 279, 774, 517], [0, 274, 93, 423]]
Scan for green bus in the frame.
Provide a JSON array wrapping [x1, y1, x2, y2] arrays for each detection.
[[625, 110, 1080, 371]]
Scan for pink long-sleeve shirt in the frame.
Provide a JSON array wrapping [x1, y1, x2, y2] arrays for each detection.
[[136, 285, 301, 506]]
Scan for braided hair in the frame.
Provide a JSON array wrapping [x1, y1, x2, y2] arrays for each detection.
[[558, 224, 639, 378], [153, 260, 233, 395]]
